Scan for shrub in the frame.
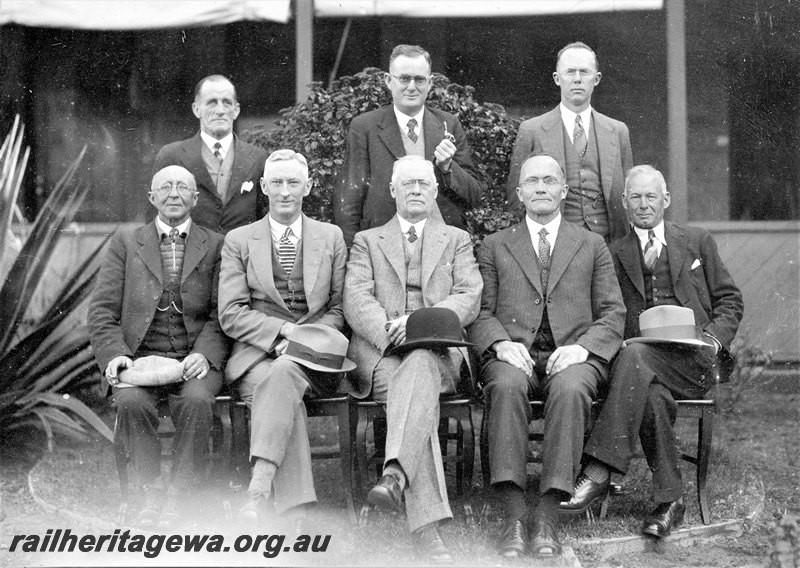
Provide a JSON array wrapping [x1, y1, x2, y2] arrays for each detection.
[[243, 67, 522, 244]]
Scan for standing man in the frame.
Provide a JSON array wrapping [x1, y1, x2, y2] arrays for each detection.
[[561, 165, 743, 538], [469, 154, 625, 558], [88, 166, 227, 528], [507, 42, 633, 241], [154, 75, 269, 234], [335, 44, 485, 248], [218, 150, 354, 523], [344, 155, 482, 563]]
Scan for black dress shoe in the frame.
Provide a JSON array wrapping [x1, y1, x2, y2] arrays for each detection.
[[412, 524, 454, 564], [641, 500, 685, 538], [497, 519, 527, 559], [367, 474, 404, 512], [528, 518, 562, 558], [559, 472, 610, 515]]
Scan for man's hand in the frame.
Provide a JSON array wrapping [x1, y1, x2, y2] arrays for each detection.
[[433, 138, 456, 173], [105, 356, 133, 387], [274, 338, 290, 357], [493, 340, 533, 377], [546, 345, 589, 376], [182, 353, 210, 380], [386, 315, 410, 346]]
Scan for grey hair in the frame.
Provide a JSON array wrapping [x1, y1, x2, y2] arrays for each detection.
[[263, 149, 309, 179], [624, 164, 667, 194], [390, 155, 437, 187]]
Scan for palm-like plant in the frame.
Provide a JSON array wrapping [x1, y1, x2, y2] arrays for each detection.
[[0, 115, 113, 450]]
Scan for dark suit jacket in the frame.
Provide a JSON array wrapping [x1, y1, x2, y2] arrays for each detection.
[[154, 133, 269, 234], [609, 221, 744, 374], [335, 105, 485, 247], [468, 219, 625, 367], [87, 221, 228, 382], [506, 107, 633, 241]]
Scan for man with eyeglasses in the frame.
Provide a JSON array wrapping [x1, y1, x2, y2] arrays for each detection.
[[507, 42, 633, 242], [154, 75, 269, 234], [88, 165, 227, 529], [335, 44, 484, 248], [344, 155, 482, 563], [217, 149, 355, 528], [468, 154, 624, 559]]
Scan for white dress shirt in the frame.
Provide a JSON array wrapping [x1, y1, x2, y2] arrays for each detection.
[[268, 215, 302, 246], [393, 106, 425, 140], [156, 216, 191, 238], [633, 220, 666, 257], [560, 103, 593, 141], [525, 214, 562, 259], [200, 131, 233, 159]]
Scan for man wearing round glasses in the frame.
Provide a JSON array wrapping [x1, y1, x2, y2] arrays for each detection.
[[507, 42, 633, 242], [88, 165, 227, 529], [336, 44, 484, 248]]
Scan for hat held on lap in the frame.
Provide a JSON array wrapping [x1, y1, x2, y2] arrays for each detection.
[[389, 307, 474, 356], [627, 305, 714, 350], [278, 324, 357, 373]]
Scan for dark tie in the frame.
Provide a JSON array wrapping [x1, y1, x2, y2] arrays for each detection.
[[406, 225, 418, 243], [538, 228, 551, 290], [406, 118, 418, 143], [213, 142, 223, 164], [278, 227, 297, 273], [573, 115, 588, 157], [643, 229, 659, 270]]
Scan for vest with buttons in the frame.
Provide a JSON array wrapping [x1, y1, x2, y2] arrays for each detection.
[[640, 242, 679, 308], [404, 232, 424, 312], [562, 118, 609, 239], [140, 234, 189, 354], [201, 141, 235, 203], [272, 242, 308, 318]]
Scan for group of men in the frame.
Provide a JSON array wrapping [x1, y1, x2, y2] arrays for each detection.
[[87, 40, 743, 564]]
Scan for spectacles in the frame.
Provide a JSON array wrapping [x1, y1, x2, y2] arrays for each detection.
[[521, 176, 562, 188], [400, 179, 433, 191], [390, 74, 430, 87], [152, 182, 196, 196], [267, 178, 304, 190], [559, 69, 596, 79]]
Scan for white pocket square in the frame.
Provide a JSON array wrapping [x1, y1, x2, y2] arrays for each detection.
[[691, 259, 701, 270]]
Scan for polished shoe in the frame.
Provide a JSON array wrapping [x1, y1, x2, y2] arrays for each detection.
[[641, 500, 685, 538], [412, 524, 454, 564], [135, 487, 162, 528], [497, 519, 527, 559], [157, 491, 182, 529], [238, 494, 270, 524], [367, 474, 404, 512], [528, 518, 562, 558], [559, 472, 610, 515]]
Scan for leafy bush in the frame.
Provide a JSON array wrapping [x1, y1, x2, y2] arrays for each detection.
[[243, 67, 522, 244]]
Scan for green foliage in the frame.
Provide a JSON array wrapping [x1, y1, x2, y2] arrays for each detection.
[[243, 67, 522, 243], [0, 116, 113, 451]]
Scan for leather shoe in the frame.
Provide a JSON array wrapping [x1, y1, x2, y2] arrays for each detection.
[[641, 500, 685, 538], [497, 519, 527, 559], [412, 524, 454, 564], [367, 474, 404, 512], [528, 518, 562, 558], [559, 472, 610, 515]]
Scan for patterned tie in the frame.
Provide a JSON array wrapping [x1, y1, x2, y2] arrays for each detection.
[[406, 118, 418, 143], [278, 227, 297, 273], [538, 228, 551, 290], [643, 229, 659, 270], [168, 228, 180, 273], [406, 225, 418, 243], [213, 142, 223, 164], [573, 115, 588, 157]]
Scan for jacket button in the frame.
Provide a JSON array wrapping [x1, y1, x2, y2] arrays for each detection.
[[145, 317, 150, 322], [534, 298, 540, 305], [153, 295, 158, 300]]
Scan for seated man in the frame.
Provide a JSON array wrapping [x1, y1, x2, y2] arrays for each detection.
[[344, 155, 482, 564], [561, 165, 744, 537], [468, 154, 625, 558], [217, 149, 353, 523], [88, 166, 227, 528]]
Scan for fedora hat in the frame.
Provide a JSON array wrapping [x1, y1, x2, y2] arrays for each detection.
[[277, 324, 357, 373], [389, 307, 474, 356], [627, 305, 714, 350]]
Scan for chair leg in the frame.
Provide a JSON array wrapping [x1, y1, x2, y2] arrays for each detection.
[[230, 403, 250, 488], [462, 405, 475, 495], [355, 410, 371, 503], [216, 399, 233, 483], [335, 403, 358, 525], [696, 405, 714, 525], [113, 415, 129, 500]]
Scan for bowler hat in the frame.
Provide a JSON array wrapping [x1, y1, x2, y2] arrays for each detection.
[[389, 307, 474, 356], [627, 305, 714, 350], [277, 324, 357, 373]]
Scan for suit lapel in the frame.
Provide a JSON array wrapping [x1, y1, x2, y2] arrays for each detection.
[[546, 221, 582, 293], [376, 106, 406, 161], [226, 135, 256, 204], [617, 231, 645, 299], [375, 217, 407, 287], [422, 108, 445, 162], [184, 134, 218, 200], [300, 215, 323, 312], [136, 222, 163, 285], [181, 224, 208, 283], [592, 111, 618, 202], [665, 222, 688, 301], [249, 218, 286, 309], [505, 223, 544, 297], [420, 218, 448, 290], [539, 107, 567, 172]]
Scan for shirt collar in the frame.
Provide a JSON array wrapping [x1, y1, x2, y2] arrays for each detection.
[[394, 106, 425, 133], [268, 214, 303, 242], [560, 103, 593, 136], [155, 216, 191, 238], [397, 214, 427, 239], [633, 220, 667, 249], [200, 131, 233, 154], [525, 213, 562, 241]]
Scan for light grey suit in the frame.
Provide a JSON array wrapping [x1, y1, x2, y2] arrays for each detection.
[[344, 215, 482, 531]]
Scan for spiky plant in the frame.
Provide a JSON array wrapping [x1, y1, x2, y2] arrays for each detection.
[[0, 115, 113, 451]]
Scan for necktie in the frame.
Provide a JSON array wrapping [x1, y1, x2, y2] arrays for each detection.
[[278, 227, 297, 273], [406, 225, 418, 243], [213, 142, 223, 164], [406, 118, 418, 143], [538, 228, 551, 290], [643, 229, 659, 270], [168, 228, 180, 273], [573, 115, 588, 157]]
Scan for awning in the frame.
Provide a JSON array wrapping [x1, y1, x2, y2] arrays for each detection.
[[0, 0, 291, 29], [314, 0, 663, 18]]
